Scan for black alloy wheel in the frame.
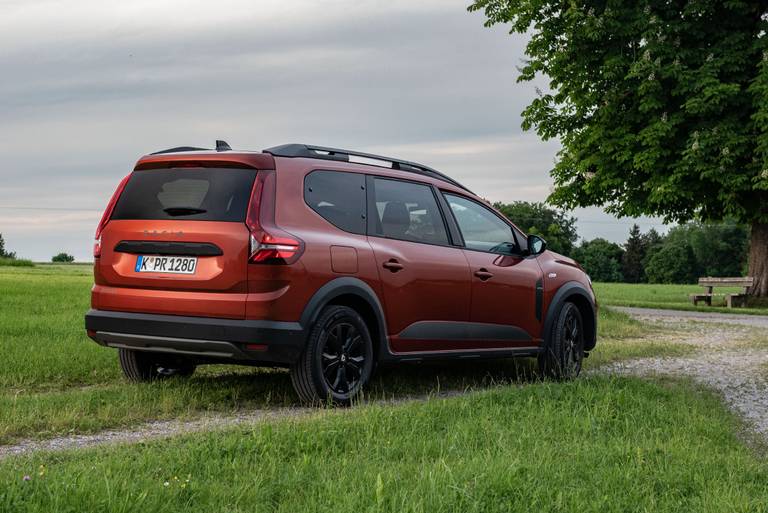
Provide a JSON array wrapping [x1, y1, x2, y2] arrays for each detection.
[[290, 305, 374, 405], [538, 301, 584, 380]]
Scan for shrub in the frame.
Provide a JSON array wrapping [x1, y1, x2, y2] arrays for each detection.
[[51, 253, 75, 263]]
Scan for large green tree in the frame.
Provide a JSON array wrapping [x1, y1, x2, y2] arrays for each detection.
[[470, 0, 768, 295]]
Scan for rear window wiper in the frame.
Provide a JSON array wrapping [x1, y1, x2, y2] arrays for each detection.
[[163, 207, 207, 216]]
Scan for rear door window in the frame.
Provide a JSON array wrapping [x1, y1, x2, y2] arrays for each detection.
[[111, 168, 256, 222], [304, 170, 366, 234], [369, 178, 449, 245]]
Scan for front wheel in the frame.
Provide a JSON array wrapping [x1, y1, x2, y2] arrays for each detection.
[[538, 302, 584, 380], [290, 305, 374, 405]]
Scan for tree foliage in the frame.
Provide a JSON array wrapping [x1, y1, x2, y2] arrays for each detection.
[[470, 0, 767, 223], [623, 225, 664, 283], [645, 242, 698, 284], [493, 201, 578, 255], [0, 233, 16, 259], [51, 253, 75, 263], [572, 237, 624, 282]]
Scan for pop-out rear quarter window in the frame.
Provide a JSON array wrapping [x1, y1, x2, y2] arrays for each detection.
[[111, 167, 257, 222]]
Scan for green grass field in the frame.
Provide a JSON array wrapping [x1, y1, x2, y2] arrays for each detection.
[[2, 265, 766, 511], [593, 281, 768, 315]]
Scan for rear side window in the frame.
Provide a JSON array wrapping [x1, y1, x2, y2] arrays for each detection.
[[111, 168, 256, 222], [370, 178, 449, 245], [304, 170, 366, 234]]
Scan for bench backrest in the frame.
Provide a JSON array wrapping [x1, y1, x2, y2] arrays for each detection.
[[698, 277, 754, 287]]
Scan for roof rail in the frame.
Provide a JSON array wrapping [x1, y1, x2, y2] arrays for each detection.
[[263, 143, 473, 193]]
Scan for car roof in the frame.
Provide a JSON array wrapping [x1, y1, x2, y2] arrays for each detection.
[[135, 142, 472, 194]]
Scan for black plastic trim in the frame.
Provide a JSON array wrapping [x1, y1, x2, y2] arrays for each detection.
[[391, 346, 542, 362], [264, 143, 473, 194], [398, 321, 531, 341], [85, 309, 305, 364], [432, 184, 464, 246], [114, 241, 223, 256], [535, 278, 544, 321], [542, 281, 597, 351]]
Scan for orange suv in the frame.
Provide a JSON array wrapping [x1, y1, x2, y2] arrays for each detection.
[[85, 141, 597, 403]]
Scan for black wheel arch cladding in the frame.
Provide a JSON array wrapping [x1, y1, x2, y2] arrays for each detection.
[[300, 277, 390, 360], [543, 281, 597, 352]]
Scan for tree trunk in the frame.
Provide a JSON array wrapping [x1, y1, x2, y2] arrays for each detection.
[[748, 222, 768, 297]]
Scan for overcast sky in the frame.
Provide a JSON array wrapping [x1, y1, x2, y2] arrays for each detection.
[[0, 0, 666, 261]]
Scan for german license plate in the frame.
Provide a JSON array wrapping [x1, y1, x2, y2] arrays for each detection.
[[135, 255, 197, 274]]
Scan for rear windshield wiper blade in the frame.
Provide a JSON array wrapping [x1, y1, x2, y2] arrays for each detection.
[[163, 207, 207, 216]]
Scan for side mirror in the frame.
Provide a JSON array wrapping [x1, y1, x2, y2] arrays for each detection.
[[527, 234, 547, 255]]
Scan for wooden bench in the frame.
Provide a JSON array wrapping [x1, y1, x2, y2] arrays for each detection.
[[690, 277, 754, 308]]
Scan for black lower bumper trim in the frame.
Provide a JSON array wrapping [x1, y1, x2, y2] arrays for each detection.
[[85, 309, 305, 364]]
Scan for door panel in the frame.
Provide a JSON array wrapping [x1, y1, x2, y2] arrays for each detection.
[[366, 176, 471, 353], [442, 192, 544, 345], [462, 251, 543, 344], [368, 238, 471, 352]]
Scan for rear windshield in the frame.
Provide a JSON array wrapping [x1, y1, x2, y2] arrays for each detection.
[[111, 168, 257, 222]]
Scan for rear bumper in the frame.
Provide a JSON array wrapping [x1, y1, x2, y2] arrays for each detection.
[[85, 309, 305, 365]]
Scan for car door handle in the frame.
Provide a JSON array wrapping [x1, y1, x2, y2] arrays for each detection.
[[474, 268, 493, 281], [382, 259, 404, 272]]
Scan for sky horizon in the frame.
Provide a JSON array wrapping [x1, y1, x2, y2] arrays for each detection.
[[0, 0, 668, 262]]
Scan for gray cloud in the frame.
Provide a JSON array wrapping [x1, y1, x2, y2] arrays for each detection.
[[0, 0, 665, 261]]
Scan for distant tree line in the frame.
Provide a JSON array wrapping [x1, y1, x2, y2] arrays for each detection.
[[495, 202, 749, 284], [0, 233, 75, 264]]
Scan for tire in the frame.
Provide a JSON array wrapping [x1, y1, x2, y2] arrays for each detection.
[[537, 302, 584, 380], [118, 348, 197, 382], [290, 305, 374, 405]]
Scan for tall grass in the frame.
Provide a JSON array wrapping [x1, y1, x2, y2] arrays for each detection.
[[0, 257, 33, 267]]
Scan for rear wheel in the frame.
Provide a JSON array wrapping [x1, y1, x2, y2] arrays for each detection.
[[538, 302, 584, 380], [118, 348, 197, 382], [290, 305, 374, 405]]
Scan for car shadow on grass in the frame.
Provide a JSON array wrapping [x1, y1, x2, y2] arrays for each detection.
[[188, 357, 542, 408]]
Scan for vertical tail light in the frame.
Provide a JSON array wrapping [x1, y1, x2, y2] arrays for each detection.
[[245, 170, 304, 264], [94, 174, 131, 258]]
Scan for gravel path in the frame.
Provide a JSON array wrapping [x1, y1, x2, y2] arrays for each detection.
[[602, 308, 768, 438], [613, 306, 768, 328], [0, 391, 464, 460], [0, 407, 314, 460]]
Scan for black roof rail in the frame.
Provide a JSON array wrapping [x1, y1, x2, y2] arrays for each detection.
[[263, 143, 473, 193]]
